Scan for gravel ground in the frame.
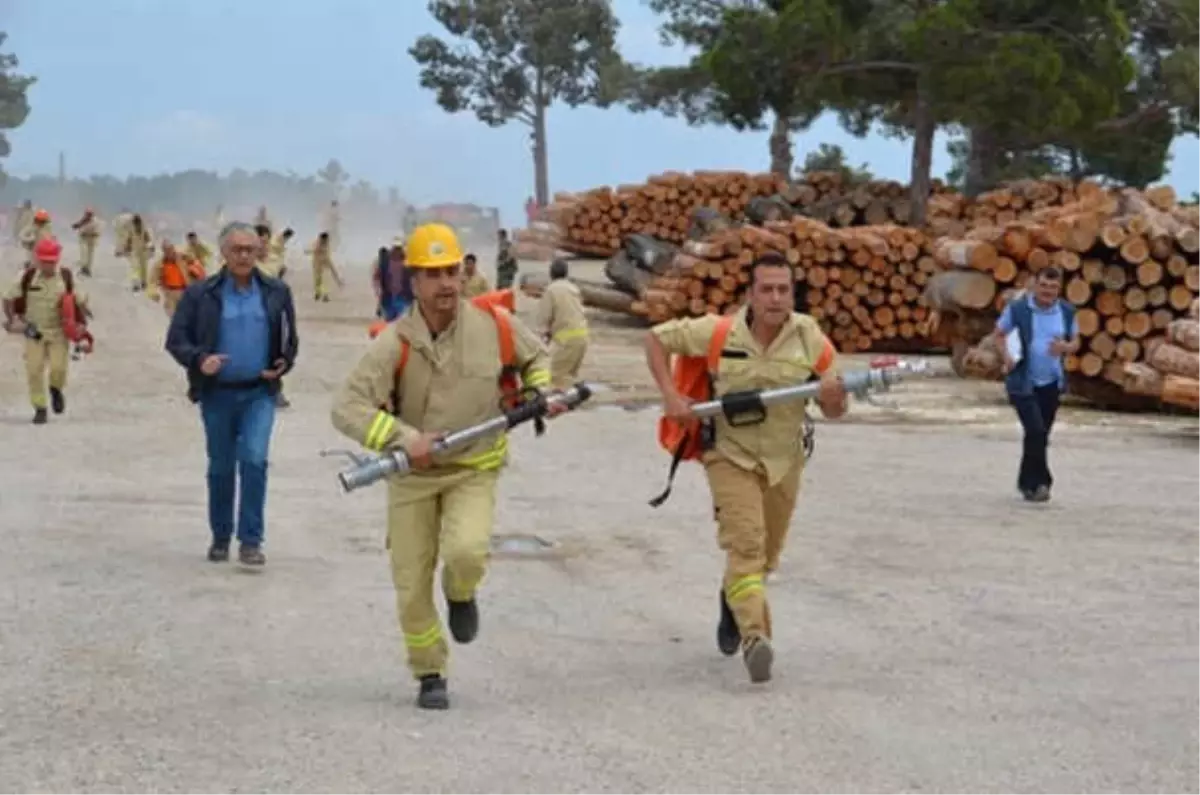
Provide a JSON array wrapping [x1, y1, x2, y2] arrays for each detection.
[[0, 251, 1196, 793]]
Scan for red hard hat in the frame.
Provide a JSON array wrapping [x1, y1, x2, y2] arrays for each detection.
[[33, 237, 62, 263]]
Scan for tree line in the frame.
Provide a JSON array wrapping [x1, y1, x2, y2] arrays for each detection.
[[407, 0, 1197, 223], [0, 159, 408, 232], [4, 2, 1198, 225]]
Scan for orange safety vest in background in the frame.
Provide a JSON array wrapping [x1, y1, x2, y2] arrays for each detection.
[[160, 258, 188, 289]]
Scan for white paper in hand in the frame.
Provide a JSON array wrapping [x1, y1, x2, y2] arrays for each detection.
[[1005, 329, 1022, 365]]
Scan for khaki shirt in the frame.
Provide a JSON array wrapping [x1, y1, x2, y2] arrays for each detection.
[[536, 279, 588, 342], [331, 301, 552, 473], [19, 222, 53, 250], [651, 307, 837, 484], [13, 208, 32, 240], [128, 228, 153, 259], [308, 242, 335, 275], [185, 239, 212, 269], [464, 271, 491, 298], [4, 268, 89, 342], [76, 217, 100, 240]]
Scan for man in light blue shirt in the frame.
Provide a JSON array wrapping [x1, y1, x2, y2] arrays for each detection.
[[165, 222, 298, 567], [994, 267, 1079, 503]]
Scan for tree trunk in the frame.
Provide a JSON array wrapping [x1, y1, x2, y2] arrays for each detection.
[[532, 71, 550, 207], [768, 112, 793, 177], [964, 125, 1000, 198], [907, 71, 935, 225]]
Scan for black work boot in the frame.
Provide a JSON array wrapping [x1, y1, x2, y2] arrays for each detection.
[[207, 543, 230, 563], [743, 636, 774, 684], [49, 387, 65, 415], [717, 590, 741, 657], [417, 675, 450, 710], [238, 544, 266, 567], [32, 407, 47, 425], [447, 598, 479, 644]]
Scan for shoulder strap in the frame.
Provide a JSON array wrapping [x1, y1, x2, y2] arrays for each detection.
[[60, 268, 73, 293], [20, 266, 35, 294], [394, 335, 412, 381], [706, 316, 735, 372], [488, 305, 516, 366]]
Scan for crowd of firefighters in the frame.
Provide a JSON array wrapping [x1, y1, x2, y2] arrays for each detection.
[[1, 194, 844, 712], [0, 199, 589, 425]]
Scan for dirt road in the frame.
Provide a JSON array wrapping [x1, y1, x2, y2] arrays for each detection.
[[0, 251, 1196, 793]]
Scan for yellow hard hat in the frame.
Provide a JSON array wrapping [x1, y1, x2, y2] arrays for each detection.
[[405, 223, 463, 269]]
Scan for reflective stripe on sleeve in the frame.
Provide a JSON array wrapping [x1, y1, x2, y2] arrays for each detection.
[[364, 411, 396, 451]]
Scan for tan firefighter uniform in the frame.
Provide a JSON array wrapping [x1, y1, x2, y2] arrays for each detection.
[[20, 217, 54, 257], [126, 225, 154, 288], [73, 212, 100, 275], [536, 278, 589, 389], [184, 237, 213, 271], [257, 233, 289, 279], [149, 247, 203, 317], [13, 204, 33, 245], [307, 238, 336, 299], [650, 306, 837, 644], [4, 268, 89, 410], [463, 269, 490, 298], [329, 226, 552, 681]]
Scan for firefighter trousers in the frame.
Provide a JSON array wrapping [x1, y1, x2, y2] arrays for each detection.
[[162, 288, 184, 318], [549, 335, 588, 389], [386, 467, 500, 679], [704, 456, 803, 644], [313, 264, 329, 299], [78, 239, 96, 273], [129, 254, 148, 287], [24, 337, 69, 409]]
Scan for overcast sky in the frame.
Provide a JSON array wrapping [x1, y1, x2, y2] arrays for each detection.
[[4, 0, 1198, 227]]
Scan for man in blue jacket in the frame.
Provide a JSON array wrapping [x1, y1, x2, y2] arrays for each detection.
[[994, 267, 1078, 503], [165, 222, 299, 566]]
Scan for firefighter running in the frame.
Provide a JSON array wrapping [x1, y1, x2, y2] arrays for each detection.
[[2, 237, 91, 424], [536, 258, 589, 389], [643, 251, 847, 685], [330, 222, 559, 711], [307, 231, 342, 302], [149, 241, 206, 317], [462, 252, 490, 298], [19, 208, 54, 263], [71, 208, 101, 277]]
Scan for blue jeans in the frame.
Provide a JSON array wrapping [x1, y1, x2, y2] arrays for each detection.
[[200, 386, 277, 546]]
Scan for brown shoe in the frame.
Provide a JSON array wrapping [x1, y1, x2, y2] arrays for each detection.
[[238, 545, 266, 567], [743, 636, 774, 684]]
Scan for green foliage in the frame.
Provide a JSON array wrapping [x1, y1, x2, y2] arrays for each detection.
[[0, 33, 35, 180], [409, 0, 628, 126], [631, 1, 873, 140], [798, 143, 874, 183]]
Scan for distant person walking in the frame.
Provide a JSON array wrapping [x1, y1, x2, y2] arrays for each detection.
[[995, 267, 1078, 503], [165, 221, 299, 566], [495, 228, 518, 290]]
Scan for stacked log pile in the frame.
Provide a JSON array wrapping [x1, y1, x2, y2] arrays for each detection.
[[1118, 300, 1200, 410], [628, 218, 937, 353], [546, 171, 980, 259], [537, 171, 1086, 260], [936, 186, 1199, 407]]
